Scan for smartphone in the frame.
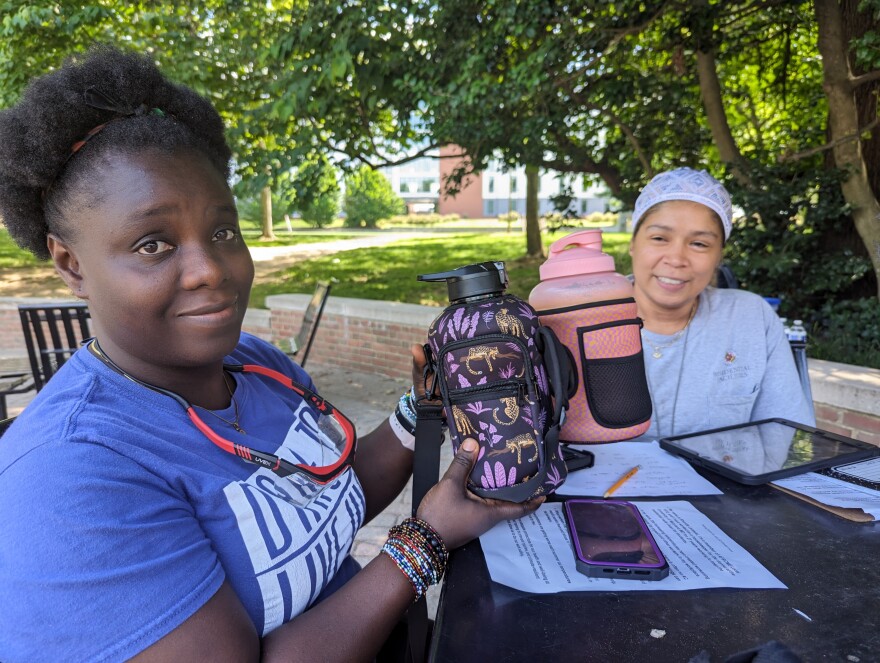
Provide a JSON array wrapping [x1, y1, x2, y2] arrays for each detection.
[[564, 499, 669, 581]]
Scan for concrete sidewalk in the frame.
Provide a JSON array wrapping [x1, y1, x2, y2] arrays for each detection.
[[305, 363, 453, 617]]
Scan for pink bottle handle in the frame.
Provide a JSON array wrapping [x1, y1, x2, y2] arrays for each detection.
[[548, 229, 603, 259]]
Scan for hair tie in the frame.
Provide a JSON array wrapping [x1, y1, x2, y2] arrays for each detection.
[[42, 88, 168, 201]]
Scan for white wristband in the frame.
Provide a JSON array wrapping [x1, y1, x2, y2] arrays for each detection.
[[388, 411, 416, 451]]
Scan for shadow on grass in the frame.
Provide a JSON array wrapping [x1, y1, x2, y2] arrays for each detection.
[[249, 232, 633, 308]]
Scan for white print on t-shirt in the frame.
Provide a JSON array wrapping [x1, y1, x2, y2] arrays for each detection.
[[223, 399, 365, 634], [714, 364, 753, 382]]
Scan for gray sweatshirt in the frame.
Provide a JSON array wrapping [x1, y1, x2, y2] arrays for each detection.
[[633, 287, 815, 442]]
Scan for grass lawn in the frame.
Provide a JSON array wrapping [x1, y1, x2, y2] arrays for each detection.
[[0, 228, 43, 268], [1, 225, 633, 309], [240, 214, 620, 235], [241, 231, 360, 247], [249, 232, 633, 308], [0, 226, 360, 263]]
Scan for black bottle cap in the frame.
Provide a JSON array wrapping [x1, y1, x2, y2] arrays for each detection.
[[418, 261, 508, 303]]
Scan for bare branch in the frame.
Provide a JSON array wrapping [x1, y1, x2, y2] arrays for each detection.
[[540, 132, 624, 195], [718, 0, 797, 31], [305, 114, 439, 168], [368, 145, 441, 168], [696, 48, 751, 186], [778, 116, 880, 162], [850, 70, 880, 90], [565, 92, 654, 177]]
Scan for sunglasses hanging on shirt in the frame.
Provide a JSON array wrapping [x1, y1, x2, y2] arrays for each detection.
[[87, 339, 357, 495]]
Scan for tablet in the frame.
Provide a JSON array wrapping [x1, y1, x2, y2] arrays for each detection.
[[659, 418, 880, 485]]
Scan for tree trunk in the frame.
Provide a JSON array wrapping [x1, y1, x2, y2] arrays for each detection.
[[842, 0, 880, 199], [696, 48, 751, 187], [815, 0, 880, 300], [525, 164, 544, 258], [260, 186, 276, 241]]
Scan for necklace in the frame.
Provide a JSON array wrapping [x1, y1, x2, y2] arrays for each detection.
[[197, 372, 246, 434], [640, 300, 698, 359], [644, 306, 694, 437]]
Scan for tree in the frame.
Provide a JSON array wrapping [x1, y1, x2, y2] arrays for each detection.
[[524, 165, 542, 257], [4, 1, 880, 310], [814, 0, 880, 299], [343, 166, 403, 228], [293, 157, 340, 228], [0, 2, 324, 241]]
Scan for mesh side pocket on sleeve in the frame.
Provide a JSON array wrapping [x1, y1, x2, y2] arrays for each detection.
[[578, 320, 652, 429]]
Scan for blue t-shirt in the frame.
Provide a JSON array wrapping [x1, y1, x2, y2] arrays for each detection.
[[0, 333, 366, 662]]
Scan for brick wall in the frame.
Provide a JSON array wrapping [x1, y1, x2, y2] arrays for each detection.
[[4, 295, 880, 447], [810, 360, 880, 447], [815, 404, 880, 447], [252, 295, 880, 448], [258, 295, 436, 378]]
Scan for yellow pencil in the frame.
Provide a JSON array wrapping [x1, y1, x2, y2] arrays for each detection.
[[603, 465, 641, 499]]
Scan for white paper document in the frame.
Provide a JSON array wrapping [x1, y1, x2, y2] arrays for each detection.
[[479, 501, 786, 593], [556, 441, 722, 497], [772, 472, 880, 519]]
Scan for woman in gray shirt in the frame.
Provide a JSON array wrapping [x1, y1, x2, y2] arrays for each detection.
[[628, 168, 814, 442]]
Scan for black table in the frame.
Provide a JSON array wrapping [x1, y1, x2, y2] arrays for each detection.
[[429, 471, 880, 662]]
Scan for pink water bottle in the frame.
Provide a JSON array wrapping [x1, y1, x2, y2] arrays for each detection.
[[529, 229, 652, 443]]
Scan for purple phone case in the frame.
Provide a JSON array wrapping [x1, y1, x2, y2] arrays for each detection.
[[564, 499, 669, 580]]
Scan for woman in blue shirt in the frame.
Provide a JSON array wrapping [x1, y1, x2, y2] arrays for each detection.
[[0, 46, 540, 662]]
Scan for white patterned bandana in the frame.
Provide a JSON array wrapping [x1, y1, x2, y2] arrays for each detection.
[[632, 167, 733, 240]]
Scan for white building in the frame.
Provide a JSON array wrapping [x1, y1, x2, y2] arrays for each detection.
[[381, 147, 611, 218], [380, 155, 441, 214], [481, 161, 609, 218]]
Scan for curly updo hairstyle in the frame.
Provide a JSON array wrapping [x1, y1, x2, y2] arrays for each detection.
[[0, 45, 232, 260]]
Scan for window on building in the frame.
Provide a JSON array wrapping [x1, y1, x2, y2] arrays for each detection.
[[510, 177, 518, 194], [488, 176, 495, 194], [487, 199, 495, 215], [400, 177, 438, 194]]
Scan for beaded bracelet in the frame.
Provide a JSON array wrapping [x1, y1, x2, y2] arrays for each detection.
[[398, 386, 418, 431], [389, 384, 451, 449], [381, 517, 449, 600]]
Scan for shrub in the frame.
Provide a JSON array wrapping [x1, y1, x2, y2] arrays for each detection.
[[807, 298, 880, 370], [581, 211, 619, 226], [723, 162, 878, 368], [293, 157, 340, 228], [343, 166, 404, 228], [383, 213, 449, 227], [234, 188, 292, 227], [725, 163, 874, 316], [543, 212, 581, 234], [498, 211, 520, 232]]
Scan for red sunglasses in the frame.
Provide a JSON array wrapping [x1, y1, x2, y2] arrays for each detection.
[[88, 340, 357, 486]]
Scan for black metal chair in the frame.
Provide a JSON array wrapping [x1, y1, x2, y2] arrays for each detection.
[[291, 282, 331, 368], [0, 361, 32, 420], [715, 263, 739, 289], [19, 302, 92, 392], [0, 416, 14, 438]]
